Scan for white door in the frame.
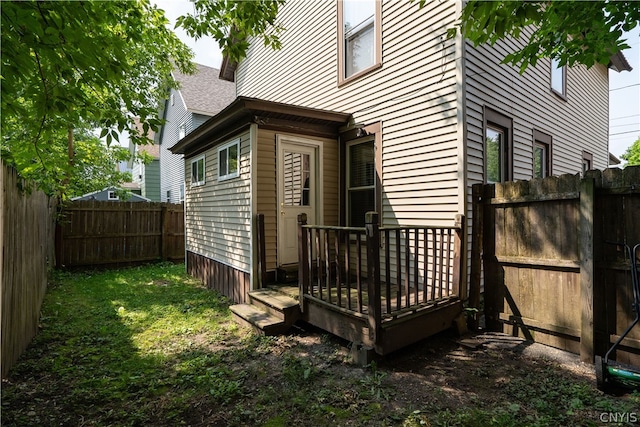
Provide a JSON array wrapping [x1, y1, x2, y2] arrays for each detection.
[[277, 141, 317, 265]]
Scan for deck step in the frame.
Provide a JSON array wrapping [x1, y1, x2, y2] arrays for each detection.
[[230, 304, 289, 335], [249, 289, 300, 322]]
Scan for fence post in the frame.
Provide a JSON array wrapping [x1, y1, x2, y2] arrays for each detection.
[[161, 204, 168, 261], [452, 214, 466, 300], [297, 214, 309, 312], [580, 177, 595, 363], [365, 212, 381, 345], [469, 184, 483, 330], [257, 214, 266, 288]]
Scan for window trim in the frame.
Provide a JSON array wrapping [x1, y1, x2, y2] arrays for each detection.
[[337, 0, 382, 87], [551, 57, 567, 100], [217, 139, 240, 181], [190, 155, 205, 187], [107, 190, 119, 201], [178, 122, 186, 140], [339, 122, 381, 226], [532, 129, 552, 178], [484, 108, 513, 184]]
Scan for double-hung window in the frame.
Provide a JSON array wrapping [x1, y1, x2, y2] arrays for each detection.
[[191, 156, 205, 186], [218, 139, 240, 181], [551, 57, 567, 98], [484, 109, 512, 184], [338, 0, 381, 84], [347, 139, 375, 227]]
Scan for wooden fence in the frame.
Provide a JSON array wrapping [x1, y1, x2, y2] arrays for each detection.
[[474, 166, 640, 365], [56, 201, 184, 268], [2, 163, 56, 378]]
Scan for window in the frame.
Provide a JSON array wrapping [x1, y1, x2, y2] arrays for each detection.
[[107, 190, 119, 201], [218, 139, 240, 180], [484, 108, 512, 184], [338, 0, 381, 84], [282, 151, 311, 207], [166, 190, 171, 202], [179, 183, 185, 202], [178, 123, 186, 140], [582, 151, 593, 175], [191, 156, 205, 186], [551, 57, 567, 98], [533, 130, 552, 178], [347, 139, 375, 227]]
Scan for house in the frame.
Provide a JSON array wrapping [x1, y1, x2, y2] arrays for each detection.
[[157, 63, 235, 203], [130, 139, 161, 201], [172, 1, 631, 355], [71, 187, 151, 202]]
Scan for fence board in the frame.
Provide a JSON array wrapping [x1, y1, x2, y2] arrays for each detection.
[[2, 163, 56, 378], [479, 167, 640, 365], [56, 201, 184, 268]]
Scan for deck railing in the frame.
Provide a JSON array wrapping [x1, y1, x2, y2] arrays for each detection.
[[298, 212, 465, 344]]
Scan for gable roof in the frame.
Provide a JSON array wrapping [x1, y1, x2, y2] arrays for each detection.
[[172, 63, 236, 115]]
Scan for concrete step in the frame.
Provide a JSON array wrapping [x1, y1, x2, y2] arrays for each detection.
[[229, 303, 289, 336], [249, 289, 300, 322]]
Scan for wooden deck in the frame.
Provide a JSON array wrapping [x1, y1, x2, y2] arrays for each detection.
[[294, 212, 466, 355]]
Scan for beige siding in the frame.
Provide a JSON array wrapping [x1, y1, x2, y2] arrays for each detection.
[[184, 131, 252, 272], [256, 129, 339, 271], [236, 0, 463, 228], [464, 38, 609, 184]]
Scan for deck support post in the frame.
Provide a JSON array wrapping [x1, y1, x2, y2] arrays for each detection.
[[298, 213, 309, 313], [365, 212, 381, 346]]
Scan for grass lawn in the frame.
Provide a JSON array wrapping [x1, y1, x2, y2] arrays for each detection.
[[2, 263, 638, 426]]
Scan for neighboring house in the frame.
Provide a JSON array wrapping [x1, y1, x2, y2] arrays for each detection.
[[130, 138, 161, 202], [172, 1, 631, 354], [71, 187, 151, 202], [157, 63, 236, 203]]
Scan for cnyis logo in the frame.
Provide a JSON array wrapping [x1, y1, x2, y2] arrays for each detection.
[[599, 412, 638, 423]]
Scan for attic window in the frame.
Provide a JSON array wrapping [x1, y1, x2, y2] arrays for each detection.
[[178, 123, 186, 140], [107, 191, 119, 200]]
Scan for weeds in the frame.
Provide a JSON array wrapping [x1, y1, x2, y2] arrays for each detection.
[[2, 263, 638, 426]]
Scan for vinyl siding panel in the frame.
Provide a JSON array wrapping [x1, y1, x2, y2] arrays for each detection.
[[464, 38, 609, 184], [236, 0, 463, 228], [143, 159, 161, 202], [160, 88, 190, 203], [256, 130, 277, 271], [184, 131, 252, 272]]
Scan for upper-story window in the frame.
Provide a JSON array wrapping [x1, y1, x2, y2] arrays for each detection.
[[484, 108, 512, 184], [218, 139, 240, 181], [338, 0, 382, 85], [551, 57, 567, 98], [178, 123, 186, 140]]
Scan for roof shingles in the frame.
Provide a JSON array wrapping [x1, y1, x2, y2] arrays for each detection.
[[172, 64, 236, 115]]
